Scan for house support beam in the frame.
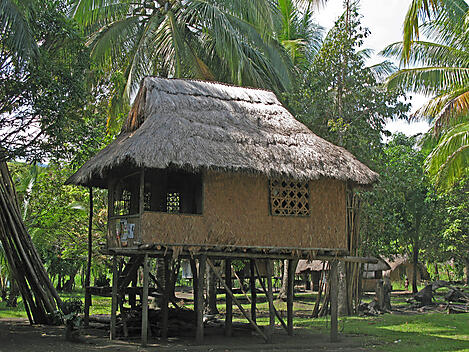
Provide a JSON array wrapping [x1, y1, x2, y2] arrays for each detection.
[[206, 258, 268, 342], [110, 256, 118, 340], [254, 261, 288, 334], [224, 258, 233, 337], [141, 254, 149, 346], [161, 255, 170, 339], [330, 260, 339, 342], [196, 255, 206, 344], [287, 259, 294, 336], [250, 259, 256, 323], [266, 259, 275, 343], [84, 187, 93, 327]]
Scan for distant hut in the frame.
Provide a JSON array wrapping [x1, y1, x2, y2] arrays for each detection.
[[295, 260, 328, 291], [361, 257, 391, 292], [384, 256, 430, 287], [67, 77, 378, 344]]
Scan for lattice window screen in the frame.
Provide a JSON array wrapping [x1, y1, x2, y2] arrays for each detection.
[[166, 192, 180, 213], [270, 179, 310, 216], [144, 192, 151, 211]]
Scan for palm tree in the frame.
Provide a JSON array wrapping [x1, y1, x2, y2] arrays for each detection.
[[70, 0, 297, 128], [383, 0, 469, 189], [0, 0, 38, 64], [276, 0, 323, 71]]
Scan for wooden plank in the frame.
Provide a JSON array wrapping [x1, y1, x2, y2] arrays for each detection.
[[287, 259, 294, 336], [225, 258, 233, 337], [266, 259, 275, 343], [250, 259, 256, 323], [330, 260, 339, 342], [161, 256, 170, 339], [206, 258, 268, 342], [196, 255, 206, 344], [141, 254, 149, 346], [110, 256, 118, 340], [84, 187, 93, 327]]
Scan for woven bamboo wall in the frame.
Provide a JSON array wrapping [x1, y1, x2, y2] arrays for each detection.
[[139, 171, 347, 250]]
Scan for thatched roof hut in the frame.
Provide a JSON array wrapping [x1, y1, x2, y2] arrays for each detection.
[[295, 260, 327, 274], [68, 77, 378, 188], [383, 256, 430, 284], [363, 257, 391, 273], [67, 77, 378, 254]]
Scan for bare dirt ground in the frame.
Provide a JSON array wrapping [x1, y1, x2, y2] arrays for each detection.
[[0, 318, 370, 352]]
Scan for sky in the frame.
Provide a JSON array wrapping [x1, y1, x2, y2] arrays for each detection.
[[313, 0, 431, 136]]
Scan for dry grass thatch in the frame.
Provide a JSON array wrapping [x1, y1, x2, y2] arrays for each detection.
[[295, 260, 326, 274], [67, 77, 378, 187], [363, 257, 391, 272]]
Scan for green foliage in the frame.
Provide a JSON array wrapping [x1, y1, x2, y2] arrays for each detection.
[[425, 121, 469, 189], [0, 0, 38, 63], [284, 6, 409, 165], [8, 162, 108, 289], [384, 0, 469, 189], [0, 0, 107, 162], [71, 0, 296, 128], [276, 0, 323, 71]]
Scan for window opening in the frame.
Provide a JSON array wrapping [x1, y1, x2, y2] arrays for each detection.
[[270, 179, 310, 216], [112, 173, 140, 216], [143, 169, 202, 214]]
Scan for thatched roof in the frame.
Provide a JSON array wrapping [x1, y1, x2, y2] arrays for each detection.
[[363, 257, 391, 272], [295, 260, 327, 274], [67, 77, 378, 188]]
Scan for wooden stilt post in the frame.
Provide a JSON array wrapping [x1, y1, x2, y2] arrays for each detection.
[[287, 259, 294, 336], [225, 258, 233, 337], [84, 187, 93, 327], [254, 262, 288, 334], [250, 259, 256, 323], [206, 258, 268, 342], [141, 254, 149, 346], [196, 255, 206, 344], [161, 256, 170, 339], [190, 258, 198, 316], [266, 259, 274, 343], [330, 260, 339, 342], [110, 256, 118, 340]]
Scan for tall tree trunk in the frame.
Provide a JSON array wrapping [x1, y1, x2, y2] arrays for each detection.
[[155, 258, 165, 308], [205, 262, 219, 314], [278, 260, 298, 301], [433, 262, 440, 281], [337, 261, 348, 316], [464, 256, 469, 286], [412, 244, 419, 294]]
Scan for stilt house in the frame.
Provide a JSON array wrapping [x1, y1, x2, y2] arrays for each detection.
[[68, 77, 377, 255], [66, 77, 378, 344]]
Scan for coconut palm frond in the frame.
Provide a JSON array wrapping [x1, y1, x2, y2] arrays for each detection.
[[402, 0, 467, 63], [383, 40, 469, 68], [70, 0, 132, 30], [0, 0, 38, 62], [425, 121, 469, 189], [87, 16, 141, 68], [414, 88, 469, 132], [386, 66, 469, 96], [368, 60, 397, 82]]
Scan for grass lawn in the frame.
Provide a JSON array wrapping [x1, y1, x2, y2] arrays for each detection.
[[1, 289, 468, 351]]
